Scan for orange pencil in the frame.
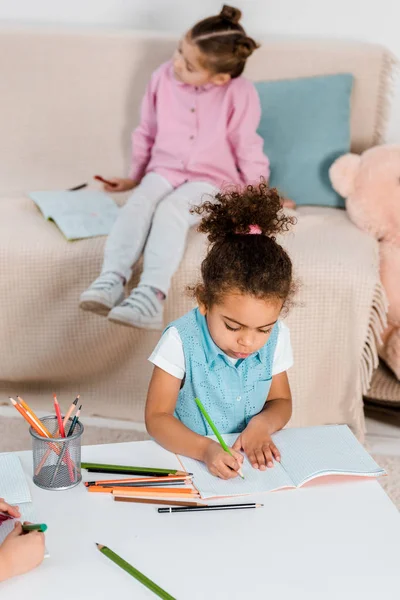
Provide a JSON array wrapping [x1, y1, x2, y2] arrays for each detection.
[[15, 396, 52, 437], [10, 398, 48, 437], [87, 486, 113, 493], [88, 486, 197, 495], [112, 489, 199, 499], [10, 398, 73, 468], [112, 487, 197, 495]]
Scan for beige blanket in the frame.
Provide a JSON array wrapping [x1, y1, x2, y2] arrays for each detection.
[[0, 196, 386, 440]]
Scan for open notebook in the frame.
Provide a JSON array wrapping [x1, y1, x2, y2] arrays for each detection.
[[29, 190, 119, 240], [0, 454, 49, 556], [179, 425, 385, 499]]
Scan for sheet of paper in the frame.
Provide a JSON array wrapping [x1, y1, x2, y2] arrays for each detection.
[[275, 425, 385, 487], [29, 190, 119, 240], [179, 434, 294, 499], [0, 453, 31, 504], [179, 426, 385, 499]]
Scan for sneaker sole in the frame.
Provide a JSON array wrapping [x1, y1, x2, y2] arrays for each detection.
[[108, 311, 163, 331], [79, 292, 125, 317]]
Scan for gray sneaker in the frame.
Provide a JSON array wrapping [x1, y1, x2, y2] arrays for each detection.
[[79, 272, 125, 316], [108, 285, 164, 330]]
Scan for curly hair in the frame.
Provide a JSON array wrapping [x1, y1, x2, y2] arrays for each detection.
[[189, 5, 259, 78], [190, 182, 296, 310]]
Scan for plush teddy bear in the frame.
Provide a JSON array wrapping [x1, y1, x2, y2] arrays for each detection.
[[329, 144, 400, 380]]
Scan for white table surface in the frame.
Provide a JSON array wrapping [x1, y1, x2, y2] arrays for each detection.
[[1, 440, 400, 600]]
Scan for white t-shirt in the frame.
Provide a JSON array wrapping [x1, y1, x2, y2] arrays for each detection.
[[149, 320, 293, 380]]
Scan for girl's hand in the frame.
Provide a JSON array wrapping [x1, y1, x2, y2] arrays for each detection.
[[103, 178, 138, 193], [233, 419, 280, 470], [203, 441, 243, 479], [0, 522, 45, 582], [0, 498, 20, 519]]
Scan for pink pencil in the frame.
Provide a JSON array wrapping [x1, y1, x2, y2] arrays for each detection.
[[53, 394, 74, 481]]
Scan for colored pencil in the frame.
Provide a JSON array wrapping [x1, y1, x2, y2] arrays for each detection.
[[0, 512, 13, 522], [81, 463, 190, 477], [158, 503, 263, 514], [53, 394, 66, 436], [67, 404, 82, 436], [94, 175, 118, 187], [50, 404, 82, 485], [96, 543, 176, 600], [35, 395, 80, 476], [9, 399, 72, 468], [114, 497, 205, 507], [85, 475, 192, 486], [9, 398, 49, 438], [68, 183, 88, 191], [85, 479, 187, 488], [86, 480, 187, 489], [22, 523, 47, 532], [112, 491, 199, 501], [15, 396, 52, 438], [195, 397, 244, 479], [88, 486, 198, 496], [53, 394, 74, 482]]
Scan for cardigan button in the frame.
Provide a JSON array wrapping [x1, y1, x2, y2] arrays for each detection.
[[236, 396, 241, 402]]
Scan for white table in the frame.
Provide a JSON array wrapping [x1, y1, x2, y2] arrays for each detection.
[[1, 440, 400, 600]]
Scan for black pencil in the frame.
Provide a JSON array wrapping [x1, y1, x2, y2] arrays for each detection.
[[81, 464, 191, 477], [158, 503, 263, 513], [68, 183, 88, 191]]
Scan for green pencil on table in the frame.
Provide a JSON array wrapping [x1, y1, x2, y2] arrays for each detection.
[[96, 543, 176, 600], [195, 397, 244, 479]]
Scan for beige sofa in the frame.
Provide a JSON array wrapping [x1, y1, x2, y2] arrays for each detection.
[[0, 28, 394, 438]]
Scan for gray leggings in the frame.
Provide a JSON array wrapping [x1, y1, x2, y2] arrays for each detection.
[[102, 172, 216, 295]]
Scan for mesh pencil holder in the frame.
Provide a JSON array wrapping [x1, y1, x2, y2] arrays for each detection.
[[30, 416, 84, 491]]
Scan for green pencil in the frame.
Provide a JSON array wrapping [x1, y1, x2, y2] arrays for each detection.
[[22, 523, 47, 533], [81, 463, 189, 477], [96, 543, 176, 600], [195, 397, 244, 479]]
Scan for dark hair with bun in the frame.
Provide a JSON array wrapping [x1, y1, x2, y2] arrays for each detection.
[[190, 182, 296, 310], [189, 5, 259, 78]]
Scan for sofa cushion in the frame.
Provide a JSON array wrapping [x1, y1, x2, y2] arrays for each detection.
[[255, 74, 353, 208]]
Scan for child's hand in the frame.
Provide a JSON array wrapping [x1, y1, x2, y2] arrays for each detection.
[[0, 498, 21, 519], [203, 441, 243, 479], [0, 522, 45, 581], [102, 178, 138, 193], [233, 420, 280, 470]]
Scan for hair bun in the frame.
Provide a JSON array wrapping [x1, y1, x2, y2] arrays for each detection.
[[220, 4, 242, 24], [235, 37, 258, 59], [192, 181, 296, 245]]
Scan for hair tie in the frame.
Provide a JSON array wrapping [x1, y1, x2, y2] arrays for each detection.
[[235, 224, 262, 235], [248, 224, 262, 235]]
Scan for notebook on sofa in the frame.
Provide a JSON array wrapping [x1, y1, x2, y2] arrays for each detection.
[[179, 425, 385, 499], [0, 453, 49, 556], [29, 190, 119, 240]]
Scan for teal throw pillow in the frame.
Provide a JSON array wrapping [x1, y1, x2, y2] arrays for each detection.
[[255, 73, 353, 208]]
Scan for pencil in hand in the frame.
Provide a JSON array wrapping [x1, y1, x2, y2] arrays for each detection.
[[195, 397, 244, 479], [22, 523, 48, 533]]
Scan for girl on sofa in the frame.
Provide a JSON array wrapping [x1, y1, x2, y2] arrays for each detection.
[[145, 182, 295, 479], [79, 5, 271, 330], [0, 498, 45, 582]]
